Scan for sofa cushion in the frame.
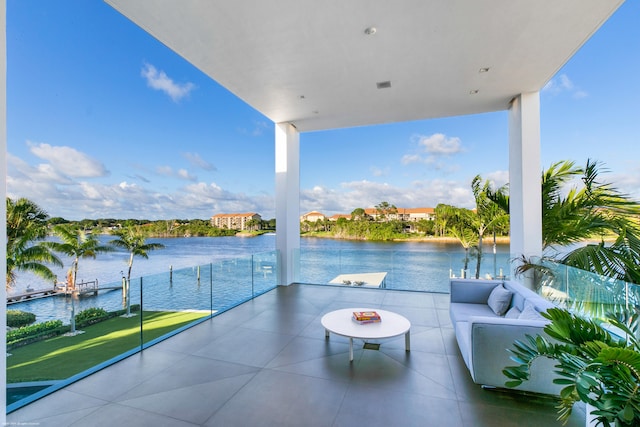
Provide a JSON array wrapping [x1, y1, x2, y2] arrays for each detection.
[[519, 304, 544, 320], [450, 302, 496, 324], [505, 306, 521, 319], [512, 292, 526, 311], [487, 285, 513, 316]]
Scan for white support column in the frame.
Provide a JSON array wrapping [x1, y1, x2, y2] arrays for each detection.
[[1, 0, 7, 418], [275, 123, 300, 286], [508, 92, 542, 290]]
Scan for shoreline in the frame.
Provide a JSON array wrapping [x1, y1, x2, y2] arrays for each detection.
[[301, 233, 511, 244]]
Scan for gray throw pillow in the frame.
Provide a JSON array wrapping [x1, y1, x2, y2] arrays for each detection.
[[487, 285, 513, 316], [518, 304, 543, 320], [505, 306, 521, 319]]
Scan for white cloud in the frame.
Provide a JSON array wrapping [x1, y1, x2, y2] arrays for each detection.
[[182, 152, 216, 171], [8, 149, 274, 220], [300, 179, 474, 216], [484, 170, 509, 189], [156, 165, 174, 177], [418, 133, 462, 155], [141, 63, 195, 102], [156, 165, 196, 181], [402, 133, 463, 165], [177, 169, 197, 181], [28, 142, 109, 178], [543, 74, 588, 99]]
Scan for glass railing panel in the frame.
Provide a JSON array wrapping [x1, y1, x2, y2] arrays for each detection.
[[7, 278, 143, 409], [7, 250, 280, 412], [139, 264, 212, 349], [536, 259, 639, 319], [211, 256, 254, 310], [251, 251, 279, 295], [297, 248, 511, 292], [447, 249, 511, 281]]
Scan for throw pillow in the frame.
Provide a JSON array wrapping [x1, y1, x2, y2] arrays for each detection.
[[505, 306, 521, 319], [487, 285, 513, 316], [518, 304, 543, 320]]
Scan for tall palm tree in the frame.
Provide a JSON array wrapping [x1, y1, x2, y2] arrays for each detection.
[[6, 197, 62, 288], [438, 204, 479, 275], [109, 226, 164, 315], [46, 225, 113, 332], [488, 159, 640, 284], [470, 176, 510, 279], [109, 226, 165, 284], [46, 225, 114, 288]]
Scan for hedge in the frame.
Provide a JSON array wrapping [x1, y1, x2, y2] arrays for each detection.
[[7, 310, 37, 328], [7, 320, 65, 346], [7, 305, 142, 349]]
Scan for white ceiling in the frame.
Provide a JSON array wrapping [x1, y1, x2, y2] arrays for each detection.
[[106, 0, 624, 132]]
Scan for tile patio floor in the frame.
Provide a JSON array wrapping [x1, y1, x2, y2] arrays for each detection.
[[7, 284, 586, 426]]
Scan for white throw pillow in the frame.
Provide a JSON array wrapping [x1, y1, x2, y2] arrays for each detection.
[[505, 306, 521, 319], [518, 304, 543, 320], [487, 285, 513, 316]]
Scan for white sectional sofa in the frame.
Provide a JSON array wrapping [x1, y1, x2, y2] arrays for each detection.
[[449, 278, 561, 395]]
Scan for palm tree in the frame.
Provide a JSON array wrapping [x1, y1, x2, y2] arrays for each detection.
[[109, 226, 165, 284], [46, 225, 114, 332], [109, 226, 164, 315], [488, 159, 640, 284], [447, 206, 479, 276], [6, 197, 62, 288], [434, 204, 454, 237], [470, 176, 510, 279]]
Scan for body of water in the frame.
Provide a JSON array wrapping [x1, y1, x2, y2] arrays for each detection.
[[9, 234, 511, 323]]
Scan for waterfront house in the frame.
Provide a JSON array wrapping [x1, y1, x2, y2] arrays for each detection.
[[300, 211, 327, 223]]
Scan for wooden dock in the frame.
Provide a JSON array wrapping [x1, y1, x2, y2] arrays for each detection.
[[7, 280, 122, 305], [6, 289, 59, 305]]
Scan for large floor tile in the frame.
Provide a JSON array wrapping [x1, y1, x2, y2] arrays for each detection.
[[205, 369, 348, 427]]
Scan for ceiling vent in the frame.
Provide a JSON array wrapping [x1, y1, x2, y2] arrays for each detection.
[[376, 81, 391, 89]]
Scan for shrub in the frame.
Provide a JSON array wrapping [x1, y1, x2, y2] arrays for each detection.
[[7, 310, 36, 328], [75, 307, 108, 326], [7, 320, 65, 345]]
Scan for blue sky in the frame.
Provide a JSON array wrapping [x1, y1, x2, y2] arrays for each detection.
[[7, 1, 640, 221]]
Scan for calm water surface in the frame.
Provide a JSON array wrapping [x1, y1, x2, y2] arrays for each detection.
[[10, 234, 511, 322]]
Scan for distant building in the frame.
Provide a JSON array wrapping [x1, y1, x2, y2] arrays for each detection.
[[211, 212, 262, 230], [332, 207, 436, 222], [300, 211, 326, 222], [404, 207, 436, 222]]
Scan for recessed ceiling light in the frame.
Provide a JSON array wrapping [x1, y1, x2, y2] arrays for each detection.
[[469, 89, 479, 94], [376, 81, 391, 89], [364, 26, 377, 35], [479, 67, 490, 73]]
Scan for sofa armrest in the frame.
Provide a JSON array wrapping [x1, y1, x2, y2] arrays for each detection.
[[450, 279, 502, 304], [468, 316, 560, 395]]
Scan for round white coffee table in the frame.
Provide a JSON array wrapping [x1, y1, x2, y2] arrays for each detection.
[[321, 308, 411, 362]]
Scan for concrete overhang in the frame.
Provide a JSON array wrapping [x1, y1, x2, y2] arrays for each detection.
[[106, 0, 624, 132]]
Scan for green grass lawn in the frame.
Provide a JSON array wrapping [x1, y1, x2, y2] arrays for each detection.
[[7, 311, 209, 383]]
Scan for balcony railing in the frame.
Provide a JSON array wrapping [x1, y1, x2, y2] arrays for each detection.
[[10, 246, 634, 413], [294, 248, 512, 292], [6, 250, 278, 413], [533, 258, 640, 319]]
